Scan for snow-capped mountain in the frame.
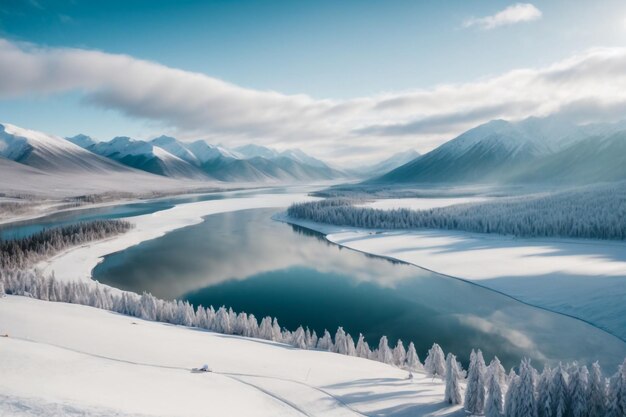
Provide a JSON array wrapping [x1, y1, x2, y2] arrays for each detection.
[[0, 123, 131, 174], [87, 136, 207, 179], [65, 133, 345, 182], [185, 140, 242, 163], [373, 116, 626, 185]]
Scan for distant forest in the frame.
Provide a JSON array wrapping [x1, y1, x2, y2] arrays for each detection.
[[289, 183, 626, 240], [0, 220, 132, 269]]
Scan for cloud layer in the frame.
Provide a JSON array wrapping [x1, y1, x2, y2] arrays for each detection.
[[464, 3, 542, 30], [1, 39, 626, 163]]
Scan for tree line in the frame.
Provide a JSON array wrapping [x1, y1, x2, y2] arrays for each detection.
[[1, 267, 625, 417], [287, 183, 626, 240], [1, 220, 133, 269]]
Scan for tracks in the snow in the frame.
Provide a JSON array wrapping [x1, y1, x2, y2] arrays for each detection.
[[10, 336, 365, 417]]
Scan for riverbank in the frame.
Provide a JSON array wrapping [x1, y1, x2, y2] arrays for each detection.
[[36, 193, 318, 284], [275, 214, 626, 341]]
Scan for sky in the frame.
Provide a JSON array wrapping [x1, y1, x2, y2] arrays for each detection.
[[2, 0, 626, 165]]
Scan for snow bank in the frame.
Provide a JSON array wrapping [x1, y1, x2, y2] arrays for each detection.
[[355, 197, 489, 211], [0, 296, 459, 417], [279, 216, 626, 340]]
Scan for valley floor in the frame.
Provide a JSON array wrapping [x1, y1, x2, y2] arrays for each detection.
[[0, 296, 460, 417]]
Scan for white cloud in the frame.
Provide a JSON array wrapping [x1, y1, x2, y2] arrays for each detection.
[[464, 3, 542, 30], [2, 39, 626, 165]]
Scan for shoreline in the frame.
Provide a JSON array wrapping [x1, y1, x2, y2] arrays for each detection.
[[36, 193, 319, 284], [274, 213, 626, 344]]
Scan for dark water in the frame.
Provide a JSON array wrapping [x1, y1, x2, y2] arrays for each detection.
[[92, 208, 626, 370]]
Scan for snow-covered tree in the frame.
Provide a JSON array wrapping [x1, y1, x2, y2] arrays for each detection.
[[292, 326, 307, 349], [392, 339, 407, 368], [487, 357, 507, 388], [444, 353, 463, 405], [536, 367, 553, 417], [346, 334, 356, 356], [551, 364, 569, 417], [515, 359, 537, 417], [377, 336, 393, 365], [424, 343, 446, 378], [317, 330, 334, 351], [587, 361, 606, 417], [568, 365, 588, 417], [305, 328, 318, 349], [259, 316, 273, 340], [334, 327, 349, 354], [465, 349, 486, 415], [504, 372, 519, 417], [355, 333, 369, 358], [405, 342, 423, 371], [485, 371, 504, 417], [606, 359, 626, 417], [271, 318, 282, 342]]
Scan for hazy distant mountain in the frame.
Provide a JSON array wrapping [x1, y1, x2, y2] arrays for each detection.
[[349, 149, 421, 178], [372, 116, 626, 185], [66, 134, 97, 149], [233, 144, 280, 159]]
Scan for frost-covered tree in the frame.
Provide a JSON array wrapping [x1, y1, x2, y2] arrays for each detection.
[[271, 318, 282, 342], [515, 359, 537, 417], [444, 353, 463, 405], [587, 361, 606, 417], [259, 316, 273, 340], [317, 330, 334, 351], [292, 326, 307, 349], [424, 343, 446, 379], [355, 333, 369, 358], [536, 367, 553, 417], [346, 334, 356, 356], [606, 359, 626, 417], [504, 373, 519, 417], [405, 342, 423, 371], [334, 327, 349, 354], [378, 336, 393, 365], [551, 364, 569, 417], [568, 365, 588, 417], [465, 349, 486, 415], [306, 329, 318, 349], [392, 339, 407, 368], [215, 306, 231, 334], [487, 357, 507, 388], [485, 371, 504, 417]]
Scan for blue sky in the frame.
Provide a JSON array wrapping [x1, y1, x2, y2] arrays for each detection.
[[1, 0, 626, 163]]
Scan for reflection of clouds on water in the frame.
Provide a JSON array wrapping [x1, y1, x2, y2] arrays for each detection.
[[456, 314, 545, 362]]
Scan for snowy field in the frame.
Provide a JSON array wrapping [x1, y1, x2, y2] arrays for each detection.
[[355, 197, 490, 211], [0, 296, 460, 417], [37, 193, 319, 283], [280, 214, 626, 341]]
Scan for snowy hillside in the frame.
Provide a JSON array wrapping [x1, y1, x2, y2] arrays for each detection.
[[0, 296, 456, 417]]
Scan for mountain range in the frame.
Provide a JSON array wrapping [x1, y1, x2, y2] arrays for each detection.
[[374, 117, 626, 185]]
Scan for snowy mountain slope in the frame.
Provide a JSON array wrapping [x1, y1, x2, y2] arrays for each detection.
[[513, 131, 626, 184], [350, 149, 421, 178], [0, 123, 135, 174], [150, 135, 200, 165], [89, 136, 208, 179], [234, 144, 281, 159], [0, 296, 458, 417], [373, 117, 626, 185], [185, 140, 242, 163]]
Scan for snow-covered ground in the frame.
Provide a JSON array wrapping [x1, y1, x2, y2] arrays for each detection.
[[0, 296, 460, 417], [355, 197, 489, 211], [280, 214, 626, 341], [37, 193, 319, 283]]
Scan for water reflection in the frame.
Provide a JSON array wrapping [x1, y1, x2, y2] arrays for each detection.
[[93, 208, 626, 369]]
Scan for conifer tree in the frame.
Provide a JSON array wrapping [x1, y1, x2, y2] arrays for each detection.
[[444, 353, 463, 405]]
